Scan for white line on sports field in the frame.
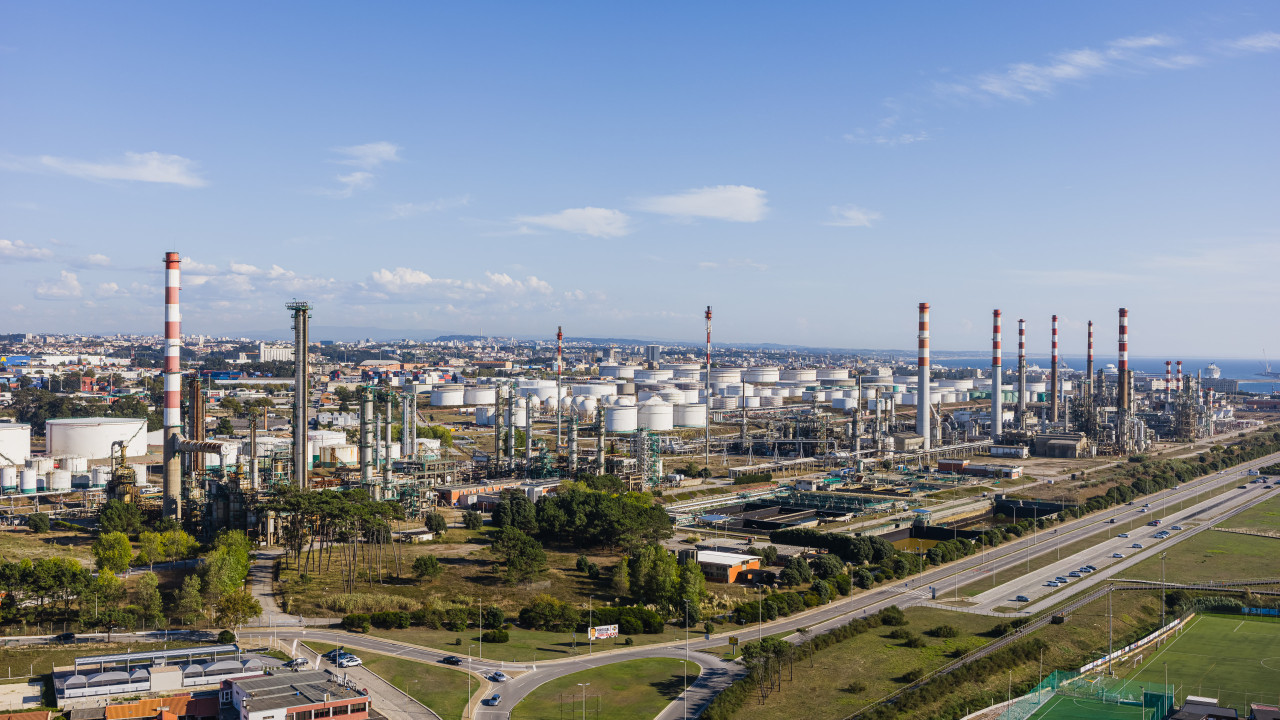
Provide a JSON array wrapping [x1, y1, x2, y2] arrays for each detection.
[[1234, 620, 1244, 632]]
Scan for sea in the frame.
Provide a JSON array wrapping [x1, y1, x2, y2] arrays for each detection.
[[930, 356, 1280, 394]]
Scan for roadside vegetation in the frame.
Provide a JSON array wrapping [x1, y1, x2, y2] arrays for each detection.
[[513, 657, 690, 720]]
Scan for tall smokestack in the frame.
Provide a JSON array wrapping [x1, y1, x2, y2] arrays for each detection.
[[1050, 315, 1060, 424], [1017, 318, 1027, 428], [917, 303, 931, 450], [288, 301, 311, 489], [163, 252, 182, 520], [992, 310, 1002, 442], [1176, 361, 1183, 396], [555, 326, 563, 455], [1118, 308, 1130, 411], [1165, 361, 1173, 406], [1087, 320, 1094, 398], [704, 306, 712, 468]]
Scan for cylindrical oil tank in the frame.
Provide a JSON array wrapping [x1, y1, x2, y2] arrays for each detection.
[[72, 473, 91, 489], [660, 363, 701, 372], [743, 396, 761, 408], [615, 382, 636, 396], [634, 369, 674, 382], [323, 444, 359, 464], [45, 469, 71, 491], [604, 405, 638, 433], [307, 430, 346, 447], [510, 402, 528, 428], [611, 395, 636, 407], [20, 469, 38, 494], [90, 466, 111, 488], [0, 466, 16, 493], [744, 367, 780, 383], [46, 417, 147, 460], [571, 383, 610, 398], [638, 400, 674, 431], [26, 456, 54, 474], [464, 386, 497, 405], [673, 403, 707, 428], [760, 396, 783, 407], [780, 369, 816, 383], [57, 455, 89, 472], [0, 424, 32, 466], [658, 389, 685, 404], [709, 368, 742, 384], [475, 407, 495, 426], [672, 368, 701, 380], [817, 369, 850, 380], [431, 384, 465, 406]]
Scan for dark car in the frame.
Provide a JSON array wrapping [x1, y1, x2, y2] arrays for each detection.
[[321, 648, 346, 661], [441, 655, 463, 666], [52, 632, 75, 643]]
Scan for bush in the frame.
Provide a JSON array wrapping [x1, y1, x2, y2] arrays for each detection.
[[370, 611, 410, 629], [462, 510, 483, 530], [27, 513, 50, 533], [342, 613, 372, 632], [928, 624, 960, 638], [843, 681, 867, 694], [217, 629, 237, 643], [879, 605, 908, 626], [903, 632, 927, 648], [733, 473, 773, 485], [887, 628, 912, 640], [900, 667, 925, 683], [322, 593, 421, 614], [481, 628, 509, 643]]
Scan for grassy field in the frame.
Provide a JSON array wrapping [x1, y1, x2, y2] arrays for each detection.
[[725, 606, 1000, 720], [1119, 614, 1280, 713], [1221, 490, 1280, 532], [1120, 527, 1280, 583], [512, 657, 689, 720], [365, 624, 685, 663], [1027, 695, 1151, 720], [0, 526, 94, 563], [304, 641, 474, 720]]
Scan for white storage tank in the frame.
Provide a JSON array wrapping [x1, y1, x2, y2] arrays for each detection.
[[634, 369, 674, 382], [90, 466, 111, 488], [0, 424, 32, 466], [46, 418, 147, 460], [19, 469, 38, 494], [744, 367, 780, 383], [759, 396, 783, 407], [474, 407, 495, 426], [57, 456, 89, 472], [46, 470, 71, 491], [574, 396, 599, 421], [743, 396, 761, 408], [709, 368, 743, 384], [780, 369, 817, 383], [672, 368, 701, 380], [307, 430, 346, 448], [0, 466, 16, 493], [604, 405, 638, 433], [817, 369, 850, 380], [26, 456, 54, 474], [431, 384, 465, 406], [638, 400, 674, 431], [673, 403, 707, 428], [464, 386, 497, 405]]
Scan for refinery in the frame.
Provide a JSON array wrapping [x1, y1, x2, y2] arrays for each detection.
[[0, 253, 1265, 541]]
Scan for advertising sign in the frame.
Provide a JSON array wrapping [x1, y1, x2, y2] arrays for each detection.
[[588, 624, 619, 640]]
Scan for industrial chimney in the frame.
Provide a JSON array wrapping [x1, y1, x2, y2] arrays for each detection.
[[1050, 315, 1059, 424], [163, 252, 182, 520], [917, 303, 931, 451], [1118, 308, 1130, 411], [992, 310, 1002, 442], [1017, 318, 1027, 427]]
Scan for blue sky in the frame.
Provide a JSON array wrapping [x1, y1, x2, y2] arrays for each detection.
[[2, 3, 1278, 356]]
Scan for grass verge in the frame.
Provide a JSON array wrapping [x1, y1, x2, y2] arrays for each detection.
[[304, 641, 474, 720], [513, 657, 689, 720]]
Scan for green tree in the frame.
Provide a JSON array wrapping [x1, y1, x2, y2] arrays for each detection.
[[98, 499, 143, 535], [630, 544, 679, 611], [491, 527, 547, 584], [677, 558, 706, 621], [424, 512, 448, 533], [135, 571, 164, 625], [137, 531, 163, 570], [781, 555, 813, 587], [92, 531, 133, 574], [27, 513, 50, 533], [220, 397, 244, 416], [214, 589, 263, 629], [161, 529, 199, 561], [412, 554, 442, 580], [809, 553, 844, 580], [462, 510, 483, 530], [175, 574, 204, 625], [215, 417, 235, 435], [611, 556, 631, 597]]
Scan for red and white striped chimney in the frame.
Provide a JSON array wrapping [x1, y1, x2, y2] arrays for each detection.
[[1087, 320, 1095, 395], [1017, 318, 1027, 421], [992, 310, 1002, 440], [917, 303, 931, 450], [1118, 308, 1130, 410], [1165, 361, 1173, 404], [163, 252, 182, 519], [1050, 314, 1060, 422], [1176, 360, 1183, 396]]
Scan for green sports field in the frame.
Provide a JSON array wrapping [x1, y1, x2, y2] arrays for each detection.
[[1120, 614, 1280, 713], [1027, 695, 1151, 720]]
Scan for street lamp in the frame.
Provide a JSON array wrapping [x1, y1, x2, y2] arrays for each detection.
[[577, 682, 590, 720], [466, 644, 475, 719], [683, 599, 691, 719]]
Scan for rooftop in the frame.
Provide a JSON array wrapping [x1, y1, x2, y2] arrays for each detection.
[[694, 550, 759, 566], [236, 672, 366, 713]]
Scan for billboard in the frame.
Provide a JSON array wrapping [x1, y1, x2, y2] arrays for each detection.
[[587, 625, 619, 640]]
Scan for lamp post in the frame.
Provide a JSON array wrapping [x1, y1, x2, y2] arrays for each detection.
[[1160, 552, 1168, 628], [577, 682, 590, 720], [684, 599, 691, 719], [466, 644, 475, 719], [588, 595, 593, 655]]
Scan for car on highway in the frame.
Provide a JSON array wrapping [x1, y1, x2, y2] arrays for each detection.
[[1055, 576, 1069, 583], [1046, 581, 1060, 587], [1079, 567, 1094, 573], [483, 694, 502, 706], [1118, 533, 1129, 538], [1086, 564, 1097, 571], [1068, 571, 1082, 577], [490, 671, 510, 682], [1113, 552, 1125, 558], [1131, 543, 1143, 549], [441, 656, 463, 666], [337, 656, 362, 668], [52, 632, 76, 643], [1015, 595, 1030, 602], [1171, 525, 1183, 531], [1138, 507, 1148, 513]]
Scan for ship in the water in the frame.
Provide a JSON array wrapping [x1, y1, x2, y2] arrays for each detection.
[[1206, 363, 1221, 379], [1261, 353, 1280, 379]]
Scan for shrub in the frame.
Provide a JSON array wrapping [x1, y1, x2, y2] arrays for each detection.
[[322, 593, 421, 614], [370, 611, 410, 629], [903, 632, 927, 648], [928, 624, 960, 638], [481, 628, 509, 643], [217, 629, 237, 643], [879, 605, 908, 626], [900, 668, 925, 683], [887, 628, 912, 640], [27, 513, 50, 533], [342, 614, 372, 632], [843, 681, 867, 694]]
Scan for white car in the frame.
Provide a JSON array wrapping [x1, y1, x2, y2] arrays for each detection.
[[1132, 543, 1143, 549], [1118, 533, 1129, 538], [1113, 552, 1125, 558], [337, 656, 362, 668], [490, 671, 510, 682]]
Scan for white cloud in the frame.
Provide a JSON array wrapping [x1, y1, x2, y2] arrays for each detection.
[[36, 270, 82, 299], [0, 238, 53, 260], [516, 207, 632, 238], [181, 257, 219, 273], [229, 262, 262, 275], [86, 253, 111, 266], [636, 185, 767, 222], [941, 33, 1200, 102], [37, 151, 206, 187], [1228, 32, 1280, 53], [369, 267, 458, 294], [844, 130, 930, 146], [333, 142, 402, 169], [826, 205, 882, 227], [390, 195, 471, 218], [95, 282, 125, 297], [321, 171, 374, 199]]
